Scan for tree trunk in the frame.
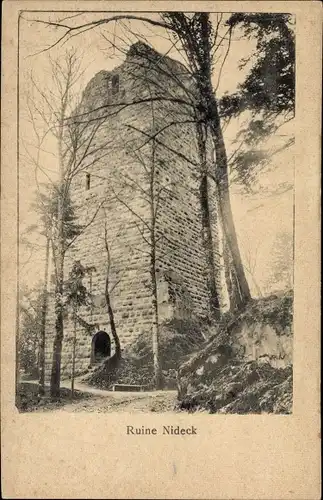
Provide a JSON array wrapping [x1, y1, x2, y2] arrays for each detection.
[[50, 196, 64, 399], [150, 126, 163, 390], [105, 276, 121, 360], [180, 12, 251, 310], [150, 246, 163, 390], [50, 105, 67, 400], [71, 310, 77, 398], [196, 122, 221, 319], [38, 235, 50, 396], [208, 93, 251, 308], [50, 259, 64, 399]]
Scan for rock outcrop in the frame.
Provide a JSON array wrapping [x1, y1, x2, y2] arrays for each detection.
[[176, 291, 293, 413]]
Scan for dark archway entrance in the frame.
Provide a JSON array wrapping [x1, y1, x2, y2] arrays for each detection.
[[91, 331, 111, 363]]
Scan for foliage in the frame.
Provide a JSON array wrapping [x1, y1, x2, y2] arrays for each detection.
[[31, 184, 83, 245], [238, 290, 293, 334], [128, 318, 205, 368], [211, 290, 293, 337], [230, 148, 269, 190], [222, 13, 295, 118], [219, 13, 295, 192], [64, 261, 92, 312], [64, 260, 93, 395], [18, 289, 44, 377]]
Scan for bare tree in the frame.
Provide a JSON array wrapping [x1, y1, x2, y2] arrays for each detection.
[[102, 215, 123, 362], [64, 261, 92, 397], [240, 239, 263, 298], [19, 219, 51, 395], [158, 13, 250, 308], [22, 49, 110, 398]]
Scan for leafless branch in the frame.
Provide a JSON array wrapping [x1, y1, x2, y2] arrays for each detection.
[[64, 200, 105, 252], [110, 185, 151, 233], [28, 15, 170, 55], [214, 27, 232, 93], [125, 123, 198, 167]]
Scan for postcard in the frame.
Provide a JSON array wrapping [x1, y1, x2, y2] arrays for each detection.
[[1, 1, 321, 498]]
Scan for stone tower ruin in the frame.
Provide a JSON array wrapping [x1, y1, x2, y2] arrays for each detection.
[[45, 42, 227, 380]]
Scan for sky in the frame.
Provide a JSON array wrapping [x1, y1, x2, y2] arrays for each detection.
[[18, 11, 295, 297]]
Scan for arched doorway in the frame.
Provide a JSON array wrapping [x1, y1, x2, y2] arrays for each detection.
[[91, 331, 111, 363]]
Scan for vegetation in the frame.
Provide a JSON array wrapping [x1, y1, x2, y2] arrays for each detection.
[[22, 50, 109, 398], [18, 289, 44, 379], [178, 361, 292, 414], [83, 318, 206, 389], [65, 261, 92, 396], [220, 13, 295, 192], [16, 382, 94, 413], [177, 292, 293, 413]]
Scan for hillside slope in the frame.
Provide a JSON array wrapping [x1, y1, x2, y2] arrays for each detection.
[[177, 291, 293, 414]]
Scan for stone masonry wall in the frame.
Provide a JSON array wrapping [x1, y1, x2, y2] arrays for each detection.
[[45, 42, 224, 380]]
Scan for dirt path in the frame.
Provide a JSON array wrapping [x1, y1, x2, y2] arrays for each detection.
[[25, 378, 178, 413], [56, 390, 178, 413]]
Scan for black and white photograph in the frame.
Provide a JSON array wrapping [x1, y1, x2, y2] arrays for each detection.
[[16, 10, 296, 414]]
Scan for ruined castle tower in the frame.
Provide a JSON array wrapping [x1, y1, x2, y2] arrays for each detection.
[[45, 42, 228, 380]]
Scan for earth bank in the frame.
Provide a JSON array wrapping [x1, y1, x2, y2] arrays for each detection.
[[177, 291, 293, 413]]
